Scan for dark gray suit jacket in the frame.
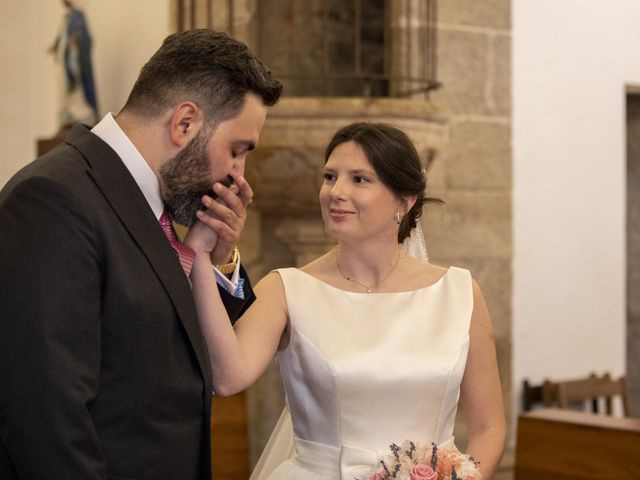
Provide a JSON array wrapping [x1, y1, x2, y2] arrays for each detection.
[[0, 125, 254, 479]]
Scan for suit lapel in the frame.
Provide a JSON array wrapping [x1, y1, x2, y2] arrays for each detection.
[[65, 125, 213, 388]]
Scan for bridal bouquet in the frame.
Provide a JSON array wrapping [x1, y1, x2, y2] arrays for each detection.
[[359, 440, 481, 480]]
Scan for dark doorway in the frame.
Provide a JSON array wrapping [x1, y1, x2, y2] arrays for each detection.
[[626, 89, 640, 416]]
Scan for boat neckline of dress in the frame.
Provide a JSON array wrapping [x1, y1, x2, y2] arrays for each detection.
[[288, 266, 453, 295]]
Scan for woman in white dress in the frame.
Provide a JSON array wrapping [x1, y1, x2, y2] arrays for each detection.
[[186, 123, 506, 479]]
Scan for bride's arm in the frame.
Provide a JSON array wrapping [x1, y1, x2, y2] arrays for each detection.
[[460, 279, 506, 479], [186, 215, 289, 397]]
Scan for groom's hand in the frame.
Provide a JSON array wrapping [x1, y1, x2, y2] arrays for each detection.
[[198, 173, 253, 266]]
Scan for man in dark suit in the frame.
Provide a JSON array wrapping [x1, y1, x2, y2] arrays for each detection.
[[0, 29, 282, 479]]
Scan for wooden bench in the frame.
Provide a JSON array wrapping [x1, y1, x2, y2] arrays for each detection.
[[515, 408, 640, 479]]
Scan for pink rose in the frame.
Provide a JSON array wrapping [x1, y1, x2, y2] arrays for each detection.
[[369, 473, 387, 480], [411, 464, 437, 480]]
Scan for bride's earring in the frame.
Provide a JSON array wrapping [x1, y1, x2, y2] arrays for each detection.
[[395, 211, 401, 225]]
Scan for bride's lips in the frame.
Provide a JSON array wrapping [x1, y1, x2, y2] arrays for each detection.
[[329, 208, 352, 220]]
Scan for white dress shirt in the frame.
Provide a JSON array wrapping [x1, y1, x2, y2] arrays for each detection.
[[91, 113, 242, 295]]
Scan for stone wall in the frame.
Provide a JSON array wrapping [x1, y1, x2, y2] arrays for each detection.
[[426, 0, 512, 452]]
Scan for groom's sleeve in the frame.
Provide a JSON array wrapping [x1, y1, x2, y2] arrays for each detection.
[[218, 264, 256, 324]]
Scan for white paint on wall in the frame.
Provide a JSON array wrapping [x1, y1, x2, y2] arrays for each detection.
[[513, 0, 640, 421], [0, 0, 170, 186]]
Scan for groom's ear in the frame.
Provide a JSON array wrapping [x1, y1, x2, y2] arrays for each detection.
[[169, 101, 204, 148]]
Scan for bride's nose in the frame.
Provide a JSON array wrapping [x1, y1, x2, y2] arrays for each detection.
[[329, 178, 349, 200]]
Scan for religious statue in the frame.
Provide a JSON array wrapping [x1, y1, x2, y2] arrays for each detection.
[[48, 0, 98, 127]]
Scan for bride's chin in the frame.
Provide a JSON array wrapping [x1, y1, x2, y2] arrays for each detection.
[[324, 222, 346, 235], [326, 229, 361, 245]]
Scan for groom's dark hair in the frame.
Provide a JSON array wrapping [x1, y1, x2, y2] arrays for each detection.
[[122, 29, 282, 127]]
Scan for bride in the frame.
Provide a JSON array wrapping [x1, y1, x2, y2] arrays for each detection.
[[186, 122, 506, 479]]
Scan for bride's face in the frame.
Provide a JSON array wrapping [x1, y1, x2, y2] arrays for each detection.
[[320, 141, 402, 242]]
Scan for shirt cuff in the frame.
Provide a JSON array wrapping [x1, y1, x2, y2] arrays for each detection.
[[213, 251, 244, 299]]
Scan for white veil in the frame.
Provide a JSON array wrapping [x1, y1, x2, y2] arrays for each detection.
[[401, 166, 430, 263], [248, 408, 295, 480], [401, 222, 429, 263]]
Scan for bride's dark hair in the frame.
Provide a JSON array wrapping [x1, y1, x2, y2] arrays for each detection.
[[324, 122, 442, 243]]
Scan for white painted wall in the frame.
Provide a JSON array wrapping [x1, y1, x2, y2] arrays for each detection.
[[0, 0, 170, 186], [513, 0, 640, 415]]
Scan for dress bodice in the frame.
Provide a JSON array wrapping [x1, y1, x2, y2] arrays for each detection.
[[270, 267, 473, 479]]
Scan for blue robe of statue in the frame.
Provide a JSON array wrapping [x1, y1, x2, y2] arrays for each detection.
[[61, 8, 98, 124]]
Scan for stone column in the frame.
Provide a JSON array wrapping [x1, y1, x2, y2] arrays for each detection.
[[429, 2, 512, 476]]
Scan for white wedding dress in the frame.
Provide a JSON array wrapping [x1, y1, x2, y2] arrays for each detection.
[[250, 266, 473, 480]]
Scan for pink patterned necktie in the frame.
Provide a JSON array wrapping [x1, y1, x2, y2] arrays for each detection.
[[159, 211, 196, 277]]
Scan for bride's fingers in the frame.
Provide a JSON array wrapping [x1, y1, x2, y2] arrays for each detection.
[[233, 174, 254, 208], [195, 208, 221, 229], [212, 180, 245, 215]]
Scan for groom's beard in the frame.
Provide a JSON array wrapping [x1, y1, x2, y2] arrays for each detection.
[[159, 130, 232, 227]]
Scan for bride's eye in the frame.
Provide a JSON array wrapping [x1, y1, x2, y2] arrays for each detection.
[[353, 175, 369, 184], [323, 172, 336, 182]]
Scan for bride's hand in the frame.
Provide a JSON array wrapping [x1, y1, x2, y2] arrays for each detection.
[[184, 199, 219, 256]]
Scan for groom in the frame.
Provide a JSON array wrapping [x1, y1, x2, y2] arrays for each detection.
[[0, 30, 281, 479]]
